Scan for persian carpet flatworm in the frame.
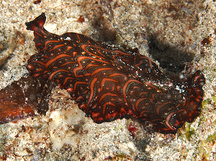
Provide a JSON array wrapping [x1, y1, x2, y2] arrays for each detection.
[[8, 13, 204, 134]]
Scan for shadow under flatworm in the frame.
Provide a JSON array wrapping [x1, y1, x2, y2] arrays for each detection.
[[89, 15, 117, 43], [148, 36, 194, 73]]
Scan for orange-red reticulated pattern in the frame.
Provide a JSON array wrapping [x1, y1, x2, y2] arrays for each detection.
[[25, 13, 205, 134]]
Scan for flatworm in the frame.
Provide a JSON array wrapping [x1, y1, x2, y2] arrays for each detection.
[[25, 13, 205, 134]]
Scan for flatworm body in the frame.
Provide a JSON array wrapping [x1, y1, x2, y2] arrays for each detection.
[[25, 13, 205, 134]]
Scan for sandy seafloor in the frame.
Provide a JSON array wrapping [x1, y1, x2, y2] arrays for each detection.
[[0, 0, 215, 160]]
